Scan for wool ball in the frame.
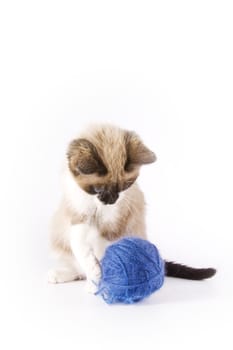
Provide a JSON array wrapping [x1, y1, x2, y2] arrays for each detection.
[[96, 237, 164, 304]]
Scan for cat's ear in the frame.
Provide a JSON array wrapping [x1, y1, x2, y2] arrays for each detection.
[[67, 138, 107, 175], [125, 131, 156, 169]]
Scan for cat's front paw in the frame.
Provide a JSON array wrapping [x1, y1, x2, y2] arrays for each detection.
[[85, 258, 102, 294], [90, 261, 102, 280], [48, 269, 61, 283], [47, 268, 83, 284], [85, 280, 98, 294]]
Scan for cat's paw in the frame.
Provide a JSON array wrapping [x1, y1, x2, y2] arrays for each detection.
[[47, 268, 83, 284], [85, 261, 101, 294], [85, 280, 98, 294], [90, 262, 102, 280], [87, 258, 102, 281], [47, 269, 67, 283]]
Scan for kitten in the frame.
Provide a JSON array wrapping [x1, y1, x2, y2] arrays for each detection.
[[48, 124, 216, 292]]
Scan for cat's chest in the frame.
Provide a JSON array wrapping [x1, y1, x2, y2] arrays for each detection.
[[94, 198, 119, 223], [78, 195, 119, 224], [65, 177, 119, 224], [71, 195, 119, 226]]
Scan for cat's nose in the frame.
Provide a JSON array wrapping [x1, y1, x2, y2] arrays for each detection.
[[107, 192, 119, 204], [98, 191, 119, 205]]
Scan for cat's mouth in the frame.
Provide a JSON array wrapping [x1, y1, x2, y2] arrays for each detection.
[[97, 191, 119, 205]]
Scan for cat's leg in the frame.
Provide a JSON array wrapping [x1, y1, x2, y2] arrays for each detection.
[[48, 256, 85, 283], [70, 223, 110, 294], [48, 200, 86, 284]]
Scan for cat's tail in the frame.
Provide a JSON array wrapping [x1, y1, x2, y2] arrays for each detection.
[[165, 261, 216, 280]]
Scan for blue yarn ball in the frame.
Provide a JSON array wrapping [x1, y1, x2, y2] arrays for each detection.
[[96, 237, 165, 304]]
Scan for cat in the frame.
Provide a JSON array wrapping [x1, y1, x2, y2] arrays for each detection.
[[48, 124, 216, 293]]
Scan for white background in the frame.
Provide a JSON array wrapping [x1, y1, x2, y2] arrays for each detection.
[[0, 1, 233, 349]]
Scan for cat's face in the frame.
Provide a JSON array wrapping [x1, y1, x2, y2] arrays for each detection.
[[67, 125, 156, 205]]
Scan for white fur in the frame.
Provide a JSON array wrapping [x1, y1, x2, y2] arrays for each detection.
[[70, 223, 110, 293], [47, 267, 83, 284], [62, 165, 97, 219], [62, 164, 122, 223], [48, 164, 119, 292], [48, 125, 151, 292]]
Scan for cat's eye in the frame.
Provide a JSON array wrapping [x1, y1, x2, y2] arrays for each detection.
[[124, 159, 135, 172], [77, 163, 107, 176]]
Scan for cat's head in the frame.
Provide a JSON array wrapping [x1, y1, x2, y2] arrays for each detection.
[[67, 125, 156, 205]]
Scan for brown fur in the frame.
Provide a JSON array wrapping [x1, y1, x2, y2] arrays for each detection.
[[99, 183, 146, 241], [67, 124, 155, 195], [50, 124, 156, 255]]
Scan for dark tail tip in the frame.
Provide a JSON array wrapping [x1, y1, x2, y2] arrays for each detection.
[[165, 261, 217, 280]]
